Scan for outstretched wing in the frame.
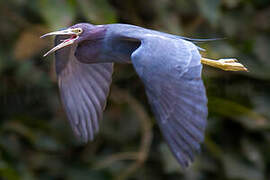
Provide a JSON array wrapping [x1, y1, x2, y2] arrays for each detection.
[[54, 35, 113, 142], [131, 35, 208, 167]]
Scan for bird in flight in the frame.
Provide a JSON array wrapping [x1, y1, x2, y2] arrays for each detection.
[[41, 23, 247, 168]]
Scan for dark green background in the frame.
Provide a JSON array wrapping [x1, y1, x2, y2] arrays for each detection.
[[1, 0, 270, 179]]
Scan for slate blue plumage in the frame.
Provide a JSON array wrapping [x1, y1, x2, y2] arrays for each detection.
[[50, 23, 208, 168]]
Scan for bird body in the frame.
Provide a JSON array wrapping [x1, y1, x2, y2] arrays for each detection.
[[41, 23, 247, 168], [74, 23, 201, 64]]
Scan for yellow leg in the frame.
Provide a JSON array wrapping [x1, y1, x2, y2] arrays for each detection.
[[201, 57, 248, 72]]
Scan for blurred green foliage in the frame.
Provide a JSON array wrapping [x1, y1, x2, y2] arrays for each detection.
[[1, 0, 270, 179]]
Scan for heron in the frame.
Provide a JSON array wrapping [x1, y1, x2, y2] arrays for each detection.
[[41, 23, 247, 168]]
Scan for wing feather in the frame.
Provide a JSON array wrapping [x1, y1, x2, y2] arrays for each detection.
[[130, 36, 208, 167], [54, 35, 113, 142]]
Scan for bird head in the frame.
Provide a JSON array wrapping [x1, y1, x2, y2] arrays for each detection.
[[41, 23, 103, 57]]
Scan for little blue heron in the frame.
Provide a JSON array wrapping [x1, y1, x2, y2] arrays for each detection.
[[41, 23, 247, 168]]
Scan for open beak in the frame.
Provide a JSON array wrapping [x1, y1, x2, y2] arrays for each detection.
[[41, 28, 83, 57]]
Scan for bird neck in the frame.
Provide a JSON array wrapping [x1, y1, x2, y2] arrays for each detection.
[[74, 26, 141, 64], [99, 34, 141, 63]]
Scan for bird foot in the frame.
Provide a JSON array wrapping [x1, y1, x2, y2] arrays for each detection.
[[201, 57, 248, 72]]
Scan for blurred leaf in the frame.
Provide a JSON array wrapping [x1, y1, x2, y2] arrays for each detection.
[[33, 134, 63, 152], [254, 6, 270, 30], [14, 25, 48, 60], [196, 0, 221, 25], [153, 12, 182, 35], [204, 41, 237, 59], [159, 143, 181, 173], [77, 0, 117, 24], [222, 0, 241, 8], [67, 168, 109, 180], [222, 154, 264, 180], [251, 93, 270, 118], [151, 0, 183, 34], [241, 139, 264, 168], [209, 97, 269, 130], [254, 35, 270, 64], [102, 99, 140, 143], [221, 11, 248, 37], [0, 161, 20, 180], [38, 0, 75, 29], [2, 121, 36, 143]]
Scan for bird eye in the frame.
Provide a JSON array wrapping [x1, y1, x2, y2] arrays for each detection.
[[72, 28, 83, 34]]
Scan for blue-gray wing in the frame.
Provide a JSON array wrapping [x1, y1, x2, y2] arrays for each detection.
[[131, 36, 208, 167], [54, 36, 113, 142]]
